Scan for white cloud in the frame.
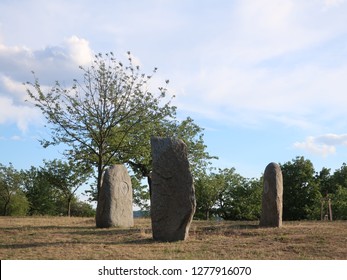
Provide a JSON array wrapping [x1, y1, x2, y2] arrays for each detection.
[[1, 75, 27, 102], [65, 36, 93, 66], [293, 134, 347, 157], [0, 35, 94, 82], [0, 36, 94, 132], [0, 96, 42, 132], [316, 134, 347, 146], [294, 137, 336, 157]]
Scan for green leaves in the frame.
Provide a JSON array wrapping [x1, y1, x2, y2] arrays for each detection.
[[281, 157, 322, 220], [194, 168, 262, 220], [0, 163, 28, 216]]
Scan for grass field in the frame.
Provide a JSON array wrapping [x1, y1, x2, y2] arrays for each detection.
[[0, 217, 346, 260]]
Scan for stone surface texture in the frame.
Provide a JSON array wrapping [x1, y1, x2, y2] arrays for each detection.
[[260, 162, 283, 227], [150, 137, 196, 242], [96, 164, 134, 228]]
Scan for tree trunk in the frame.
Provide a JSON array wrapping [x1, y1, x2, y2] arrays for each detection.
[[67, 197, 72, 217], [3, 199, 10, 216], [205, 209, 210, 220]]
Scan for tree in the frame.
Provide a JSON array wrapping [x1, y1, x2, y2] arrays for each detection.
[[332, 186, 347, 220], [22, 166, 60, 215], [21, 161, 93, 216], [194, 171, 225, 219], [329, 163, 347, 219], [316, 167, 334, 196], [0, 163, 29, 216], [42, 159, 91, 216], [216, 168, 262, 220], [70, 199, 96, 217], [331, 163, 347, 193], [5, 191, 29, 216], [280, 156, 322, 220], [26, 52, 175, 201]]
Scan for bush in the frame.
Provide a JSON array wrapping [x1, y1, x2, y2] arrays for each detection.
[[70, 201, 96, 217]]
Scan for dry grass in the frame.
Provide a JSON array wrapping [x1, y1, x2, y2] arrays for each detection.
[[0, 217, 346, 260]]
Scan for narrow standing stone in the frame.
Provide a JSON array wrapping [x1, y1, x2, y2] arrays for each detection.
[[96, 164, 134, 228], [260, 162, 283, 227], [150, 137, 196, 242]]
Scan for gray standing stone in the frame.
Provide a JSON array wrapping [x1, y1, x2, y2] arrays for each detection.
[[260, 162, 283, 227], [96, 164, 134, 228], [150, 137, 196, 242]]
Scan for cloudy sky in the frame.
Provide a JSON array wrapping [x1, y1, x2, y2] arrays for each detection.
[[1, 0, 347, 189]]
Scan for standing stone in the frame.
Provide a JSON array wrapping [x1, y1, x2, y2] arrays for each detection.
[[150, 137, 196, 242], [260, 162, 283, 227], [96, 164, 134, 228]]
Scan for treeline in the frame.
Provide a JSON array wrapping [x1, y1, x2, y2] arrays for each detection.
[[194, 156, 347, 221], [0, 160, 95, 217], [1, 156, 347, 220]]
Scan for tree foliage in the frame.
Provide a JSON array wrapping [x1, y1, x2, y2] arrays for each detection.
[[316, 167, 334, 195], [22, 166, 61, 215], [194, 168, 262, 220], [216, 168, 262, 221], [194, 172, 225, 219], [326, 163, 347, 220], [40, 159, 91, 216], [332, 186, 347, 219], [21, 162, 92, 216], [0, 163, 29, 216], [281, 156, 322, 220]]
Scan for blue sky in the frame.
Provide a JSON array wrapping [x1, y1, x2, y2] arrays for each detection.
[[1, 0, 347, 197]]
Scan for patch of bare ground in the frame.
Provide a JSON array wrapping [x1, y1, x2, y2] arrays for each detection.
[[0, 217, 346, 259]]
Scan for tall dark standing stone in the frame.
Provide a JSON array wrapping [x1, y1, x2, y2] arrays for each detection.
[[150, 137, 196, 242], [96, 164, 134, 228], [260, 162, 283, 227]]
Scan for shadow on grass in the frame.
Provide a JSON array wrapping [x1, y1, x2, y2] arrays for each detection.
[[0, 221, 263, 251], [0, 237, 157, 250], [198, 223, 259, 232], [67, 227, 148, 236], [0, 226, 156, 250], [123, 238, 156, 245], [0, 225, 95, 231], [0, 242, 68, 250], [0, 224, 151, 234]]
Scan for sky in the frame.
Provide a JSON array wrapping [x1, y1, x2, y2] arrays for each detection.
[[1, 0, 347, 198]]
